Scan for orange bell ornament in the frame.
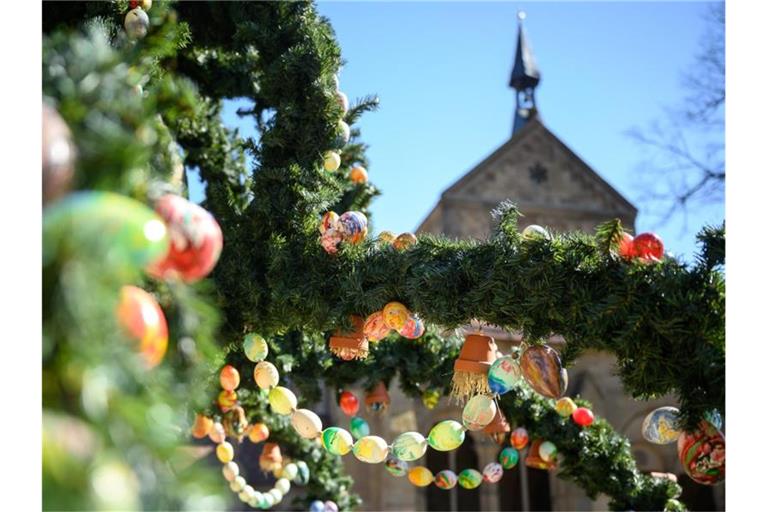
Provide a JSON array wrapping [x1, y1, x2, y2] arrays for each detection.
[[329, 316, 368, 360], [451, 333, 498, 402], [259, 443, 283, 473], [365, 381, 391, 414]]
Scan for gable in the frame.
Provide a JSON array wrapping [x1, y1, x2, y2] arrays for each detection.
[[440, 118, 637, 217]]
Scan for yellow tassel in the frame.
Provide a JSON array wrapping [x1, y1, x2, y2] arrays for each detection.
[[450, 371, 491, 403]]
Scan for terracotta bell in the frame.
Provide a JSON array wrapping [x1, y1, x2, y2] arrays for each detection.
[[483, 408, 511, 445], [364, 381, 391, 413], [451, 333, 498, 402], [525, 439, 556, 470], [259, 442, 283, 473], [329, 316, 368, 361]]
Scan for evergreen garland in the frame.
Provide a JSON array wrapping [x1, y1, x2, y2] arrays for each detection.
[[42, 1, 724, 511]]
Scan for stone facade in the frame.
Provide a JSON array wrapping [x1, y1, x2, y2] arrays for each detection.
[[327, 114, 723, 511]]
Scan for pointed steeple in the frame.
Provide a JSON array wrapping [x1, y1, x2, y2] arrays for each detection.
[[510, 11, 541, 135]]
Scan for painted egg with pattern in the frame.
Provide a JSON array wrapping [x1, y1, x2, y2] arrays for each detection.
[[555, 397, 578, 418], [253, 361, 279, 389], [243, 333, 268, 362], [458, 468, 483, 489], [294, 461, 310, 485], [510, 427, 529, 450], [350, 416, 370, 440], [268, 386, 297, 415], [499, 447, 519, 469], [488, 356, 522, 395], [363, 311, 391, 342], [321, 427, 354, 456], [428, 420, 466, 451], [352, 436, 389, 464], [539, 441, 557, 462], [392, 432, 428, 462], [434, 470, 458, 490], [147, 194, 223, 282], [482, 462, 504, 483], [520, 345, 568, 399], [462, 395, 497, 431], [382, 302, 409, 330], [385, 456, 408, 477], [398, 315, 425, 339], [642, 407, 682, 445], [320, 211, 340, 234], [116, 285, 168, 369], [677, 421, 725, 485], [338, 211, 368, 243]]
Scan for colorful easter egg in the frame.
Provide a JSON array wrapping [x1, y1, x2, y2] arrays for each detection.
[[243, 333, 268, 362], [247, 422, 268, 444], [339, 211, 368, 243], [482, 462, 504, 483], [677, 421, 725, 485], [230, 475, 246, 493], [462, 395, 497, 431], [320, 211, 340, 234], [555, 397, 577, 418], [393, 232, 418, 250], [539, 441, 557, 462], [147, 194, 223, 282], [268, 386, 297, 415], [633, 233, 664, 263], [363, 311, 391, 342], [434, 470, 458, 490], [392, 432, 428, 462], [261, 493, 275, 508], [43, 192, 169, 273], [488, 356, 521, 395], [253, 361, 279, 389], [705, 410, 723, 430], [382, 302, 409, 330], [336, 120, 351, 147], [520, 345, 568, 399], [352, 436, 389, 464], [510, 427, 529, 450], [642, 407, 682, 445], [222, 461, 239, 481], [116, 285, 168, 368], [275, 478, 291, 495], [219, 365, 240, 391], [428, 420, 466, 452], [458, 469, 483, 489], [310, 500, 325, 512], [350, 416, 370, 440], [618, 232, 635, 259], [339, 391, 360, 416], [324, 501, 338, 512], [499, 447, 519, 469], [398, 315, 425, 339], [291, 409, 323, 439], [320, 228, 344, 254], [321, 427, 354, 456], [294, 461, 310, 485], [408, 466, 434, 487], [385, 456, 408, 477]]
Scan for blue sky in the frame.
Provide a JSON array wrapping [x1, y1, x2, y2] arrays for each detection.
[[198, 1, 725, 262]]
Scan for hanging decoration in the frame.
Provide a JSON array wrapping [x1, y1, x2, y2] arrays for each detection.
[[391, 432, 428, 462], [522, 224, 550, 240], [427, 420, 466, 452], [116, 285, 168, 369], [677, 420, 725, 485], [349, 165, 368, 184], [555, 397, 578, 418], [572, 407, 595, 427], [483, 408, 511, 445], [482, 462, 504, 483], [319, 210, 368, 254], [510, 427, 529, 450], [499, 447, 519, 469], [408, 466, 434, 487], [519, 344, 568, 399], [434, 470, 458, 490], [338, 391, 360, 417], [323, 151, 341, 172], [329, 316, 368, 361], [364, 381, 391, 413], [191, 414, 213, 439], [393, 232, 418, 250], [349, 416, 370, 440], [259, 443, 283, 473], [124, 7, 150, 39], [243, 333, 269, 363], [321, 427, 354, 456], [248, 423, 270, 444], [461, 394, 497, 431], [352, 436, 389, 464], [363, 304, 424, 341], [525, 439, 557, 470], [642, 406, 683, 445], [223, 405, 249, 440], [385, 456, 408, 477], [487, 355, 522, 395], [147, 194, 224, 283], [633, 233, 665, 263], [451, 333, 498, 402], [458, 468, 483, 489]]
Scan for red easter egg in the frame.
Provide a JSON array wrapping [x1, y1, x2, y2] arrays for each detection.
[[677, 421, 725, 485], [510, 427, 529, 450], [116, 285, 168, 369], [618, 233, 635, 259], [148, 195, 223, 282], [220, 365, 240, 391], [572, 407, 594, 427], [339, 391, 360, 417], [633, 233, 664, 263]]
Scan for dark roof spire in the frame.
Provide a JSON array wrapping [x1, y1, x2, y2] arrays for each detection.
[[510, 11, 541, 135], [509, 11, 540, 90]]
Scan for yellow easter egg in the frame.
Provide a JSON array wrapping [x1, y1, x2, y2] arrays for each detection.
[[269, 386, 298, 415], [254, 361, 279, 389], [408, 466, 434, 487], [216, 441, 234, 463], [382, 302, 409, 331]]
